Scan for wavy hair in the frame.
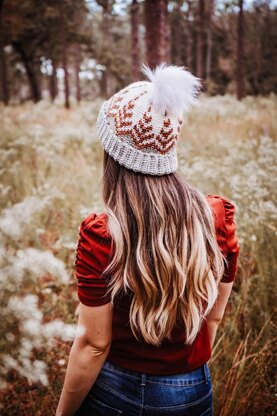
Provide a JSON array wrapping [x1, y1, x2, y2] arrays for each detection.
[[101, 150, 226, 346]]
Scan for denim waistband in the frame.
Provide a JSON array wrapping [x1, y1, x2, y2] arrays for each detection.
[[103, 361, 210, 386]]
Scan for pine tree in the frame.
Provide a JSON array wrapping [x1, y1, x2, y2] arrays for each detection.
[[196, 0, 205, 78], [236, 0, 245, 100], [145, 0, 170, 69], [0, 0, 9, 104], [131, 0, 140, 82]]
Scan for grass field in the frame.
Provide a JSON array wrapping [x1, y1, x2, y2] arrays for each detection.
[[0, 94, 276, 415]]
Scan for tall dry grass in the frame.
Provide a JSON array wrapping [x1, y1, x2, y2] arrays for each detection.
[[0, 94, 276, 415]]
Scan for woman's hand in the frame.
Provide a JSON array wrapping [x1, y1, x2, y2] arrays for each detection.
[[55, 302, 113, 416]]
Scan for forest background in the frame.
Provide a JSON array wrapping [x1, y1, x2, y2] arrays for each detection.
[[0, 1, 276, 415], [1, 0, 276, 104]]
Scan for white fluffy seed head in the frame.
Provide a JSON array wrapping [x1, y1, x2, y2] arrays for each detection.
[[141, 62, 202, 117]]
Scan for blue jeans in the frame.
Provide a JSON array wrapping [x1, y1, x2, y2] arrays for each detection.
[[76, 360, 213, 416]]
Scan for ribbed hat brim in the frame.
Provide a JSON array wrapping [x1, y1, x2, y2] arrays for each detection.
[[96, 101, 178, 176]]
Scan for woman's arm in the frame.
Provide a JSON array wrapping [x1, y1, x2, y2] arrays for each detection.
[[205, 281, 234, 348], [56, 302, 113, 416]]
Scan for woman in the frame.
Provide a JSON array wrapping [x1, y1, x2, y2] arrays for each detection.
[[56, 64, 240, 416]]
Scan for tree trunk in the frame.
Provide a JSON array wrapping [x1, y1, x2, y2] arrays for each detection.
[[185, 0, 193, 71], [206, 0, 214, 82], [100, 1, 113, 97], [144, 0, 169, 69], [145, 0, 159, 69], [95, 1, 114, 97], [196, 0, 205, 78], [58, 3, 70, 109], [62, 39, 70, 109], [160, 0, 170, 64], [236, 0, 245, 100], [49, 59, 58, 101], [0, 0, 9, 105], [99, 69, 107, 98], [74, 5, 81, 103], [74, 43, 81, 103], [12, 41, 41, 103], [131, 0, 140, 82], [174, 0, 183, 66]]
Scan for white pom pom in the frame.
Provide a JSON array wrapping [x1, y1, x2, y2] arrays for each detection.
[[141, 62, 202, 117]]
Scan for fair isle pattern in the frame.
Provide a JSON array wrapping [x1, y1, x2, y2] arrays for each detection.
[[97, 100, 178, 176], [96, 81, 182, 175], [113, 91, 148, 137], [107, 83, 183, 155], [107, 83, 147, 119], [131, 106, 183, 154]]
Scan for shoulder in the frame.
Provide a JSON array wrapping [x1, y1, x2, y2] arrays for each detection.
[[75, 212, 112, 306], [206, 194, 238, 253], [206, 194, 236, 223], [76, 212, 113, 266], [79, 212, 111, 241], [75, 212, 112, 274]]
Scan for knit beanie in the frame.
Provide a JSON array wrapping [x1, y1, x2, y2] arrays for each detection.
[[96, 63, 202, 176]]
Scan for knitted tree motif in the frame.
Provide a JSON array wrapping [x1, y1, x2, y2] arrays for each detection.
[[107, 94, 124, 118], [155, 117, 177, 154], [113, 90, 148, 137], [115, 100, 135, 136], [131, 107, 181, 154], [108, 85, 146, 119], [132, 105, 155, 150]]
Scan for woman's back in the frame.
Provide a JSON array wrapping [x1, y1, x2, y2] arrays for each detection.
[[75, 194, 240, 375]]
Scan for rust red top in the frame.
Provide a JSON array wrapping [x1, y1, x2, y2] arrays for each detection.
[[75, 194, 240, 375]]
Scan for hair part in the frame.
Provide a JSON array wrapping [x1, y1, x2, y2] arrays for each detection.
[[101, 150, 226, 346]]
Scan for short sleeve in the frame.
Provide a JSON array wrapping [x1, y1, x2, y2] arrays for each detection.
[[207, 194, 240, 283], [75, 212, 113, 306]]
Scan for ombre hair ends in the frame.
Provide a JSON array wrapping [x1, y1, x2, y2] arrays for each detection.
[[101, 150, 226, 347]]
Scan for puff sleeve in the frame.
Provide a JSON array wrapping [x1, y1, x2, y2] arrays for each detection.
[[207, 194, 240, 283], [75, 212, 113, 306]]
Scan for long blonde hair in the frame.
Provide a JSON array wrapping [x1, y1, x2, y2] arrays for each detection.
[[101, 150, 226, 346]]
